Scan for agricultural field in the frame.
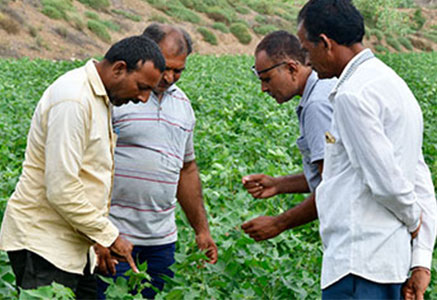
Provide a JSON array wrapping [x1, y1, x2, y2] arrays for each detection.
[[0, 52, 436, 299]]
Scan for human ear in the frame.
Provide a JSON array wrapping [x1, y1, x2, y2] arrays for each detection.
[[112, 61, 128, 77], [319, 34, 332, 50], [287, 60, 299, 76]]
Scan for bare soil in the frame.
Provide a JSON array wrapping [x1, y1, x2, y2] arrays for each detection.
[[0, 1, 436, 60]]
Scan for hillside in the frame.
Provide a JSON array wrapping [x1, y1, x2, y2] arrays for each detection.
[[0, 0, 436, 60]]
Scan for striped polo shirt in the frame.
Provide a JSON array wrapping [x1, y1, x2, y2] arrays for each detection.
[[109, 84, 195, 246]]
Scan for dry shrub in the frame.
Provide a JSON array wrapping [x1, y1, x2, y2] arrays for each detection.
[[0, 12, 19, 34]]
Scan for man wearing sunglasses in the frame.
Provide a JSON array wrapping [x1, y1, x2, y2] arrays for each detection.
[[241, 30, 336, 242]]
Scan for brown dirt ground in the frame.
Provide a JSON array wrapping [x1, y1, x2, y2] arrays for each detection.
[[0, 1, 436, 60]]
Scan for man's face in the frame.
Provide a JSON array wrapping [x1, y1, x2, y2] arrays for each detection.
[[297, 23, 334, 79], [254, 50, 299, 104], [154, 37, 187, 94], [108, 60, 162, 106]]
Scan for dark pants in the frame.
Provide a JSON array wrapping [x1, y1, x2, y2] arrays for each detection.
[[322, 274, 402, 300], [8, 249, 97, 300], [97, 242, 176, 299]]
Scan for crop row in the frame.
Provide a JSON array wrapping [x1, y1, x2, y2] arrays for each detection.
[[0, 53, 436, 298]]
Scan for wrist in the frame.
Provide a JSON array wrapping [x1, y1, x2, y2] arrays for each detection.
[[411, 267, 431, 275], [273, 214, 288, 232], [195, 228, 211, 237], [272, 176, 283, 195]]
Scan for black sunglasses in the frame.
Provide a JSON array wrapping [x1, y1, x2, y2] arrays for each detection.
[[251, 61, 287, 77]]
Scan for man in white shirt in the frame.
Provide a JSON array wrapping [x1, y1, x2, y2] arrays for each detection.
[[0, 36, 165, 298], [296, 0, 436, 299]]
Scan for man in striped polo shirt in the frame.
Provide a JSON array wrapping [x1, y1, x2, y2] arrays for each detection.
[[96, 24, 218, 298]]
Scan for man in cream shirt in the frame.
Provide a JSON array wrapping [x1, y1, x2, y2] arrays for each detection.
[[0, 35, 165, 298]]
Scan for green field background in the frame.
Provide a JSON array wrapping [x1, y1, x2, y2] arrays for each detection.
[[0, 53, 436, 298]]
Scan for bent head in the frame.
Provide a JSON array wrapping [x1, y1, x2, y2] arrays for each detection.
[[101, 35, 166, 106], [253, 30, 309, 104], [143, 23, 192, 94], [297, 0, 365, 78]]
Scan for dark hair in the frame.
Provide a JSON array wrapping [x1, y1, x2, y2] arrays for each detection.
[[104, 35, 165, 72], [143, 23, 193, 55], [256, 30, 306, 64], [298, 0, 364, 46]]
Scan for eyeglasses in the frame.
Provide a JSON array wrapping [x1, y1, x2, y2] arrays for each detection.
[[251, 61, 287, 77]]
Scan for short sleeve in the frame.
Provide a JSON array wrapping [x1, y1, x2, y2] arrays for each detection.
[[303, 101, 333, 163]]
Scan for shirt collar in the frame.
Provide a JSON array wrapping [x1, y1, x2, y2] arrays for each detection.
[[298, 70, 319, 108], [85, 59, 109, 105], [329, 48, 375, 101], [151, 84, 178, 103]]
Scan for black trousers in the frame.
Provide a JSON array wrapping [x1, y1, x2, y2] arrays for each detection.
[[8, 249, 97, 299]]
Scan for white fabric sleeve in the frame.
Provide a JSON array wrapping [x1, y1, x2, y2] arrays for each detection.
[[411, 153, 437, 269], [334, 92, 421, 231]]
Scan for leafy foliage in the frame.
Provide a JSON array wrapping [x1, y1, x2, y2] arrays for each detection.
[[230, 23, 252, 45], [197, 27, 218, 45], [386, 35, 402, 51], [398, 36, 413, 51], [19, 282, 75, 300], [111, 9, 142, 22], [212, 22, 229, 33], [77, 0, 110, 11], [41, 0, 75, 20], [252, 24, 278, 36], [0, 53, 436, 299], [87, 19, 111, 42]]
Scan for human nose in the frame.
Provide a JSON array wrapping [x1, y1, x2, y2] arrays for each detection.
[[261, 82, 269, 93], [138, 91, 150, 103], [163, 70, 174, 84]]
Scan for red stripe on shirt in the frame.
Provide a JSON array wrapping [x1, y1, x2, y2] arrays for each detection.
[[115, 173, 178, 185], [114, 118, 193, 132], [111, 203, 176, 212], [116, 144, 184, 161]]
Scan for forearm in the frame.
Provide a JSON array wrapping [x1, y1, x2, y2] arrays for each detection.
[[177, 161, 210, 235], [275, 193, 318, 231], [275, 173, 310, 194]]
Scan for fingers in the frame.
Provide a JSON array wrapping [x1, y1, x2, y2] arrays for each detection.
[[108, 258, 119, 276], [415, 290, 424, 300], [241, 220, 254, 231], [99, 256, 109, 275], [242, 174, 265, 185], [125, 253, 138, 273], [206, 245, 218, 264]]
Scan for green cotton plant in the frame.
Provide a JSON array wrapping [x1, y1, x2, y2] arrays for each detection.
[[18, 282, 75, 300], [0, 54, 436, 299], [0, 251, 17, 298], [100, 261, 157, 299]]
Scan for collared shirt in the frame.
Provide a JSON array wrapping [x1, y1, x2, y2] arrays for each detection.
[[296, 71, 336, 192], [109, 84, 195, 246], [316, 49, 436, 288], [0, 60, 119, 274]]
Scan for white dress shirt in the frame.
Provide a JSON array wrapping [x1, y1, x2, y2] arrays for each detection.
[[316, 49, 437, 289]]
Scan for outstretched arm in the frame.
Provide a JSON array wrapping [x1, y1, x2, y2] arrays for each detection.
[[241, 161, 322, 241], [177, 160, 218, 264]]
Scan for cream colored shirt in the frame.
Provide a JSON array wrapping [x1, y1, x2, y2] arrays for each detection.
[[0, 59, 119, 275]]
